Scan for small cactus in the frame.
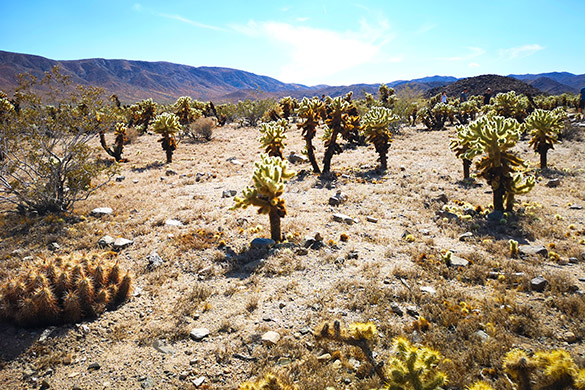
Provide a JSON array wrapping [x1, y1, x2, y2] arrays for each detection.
[[173, 96, 202, 126], [232, 154, 296, 241], [99, 122, 128, 162], [362, 106, 400, 171], [258, 119, 288, 158], [296, 97, 325, 173], [450, 124, 475, 179], [0, 254, 132, 327], [152, 113, 181, 163], [129, 98, 157, 133], [239, 372, 296, 390], [524, 108, 565, 169]]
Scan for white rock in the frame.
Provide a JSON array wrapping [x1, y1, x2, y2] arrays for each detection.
[[190, 328, 210, 341], [90, 207, 113, 217], [165, 219, 184, 227], [261, 331, 281, 345]]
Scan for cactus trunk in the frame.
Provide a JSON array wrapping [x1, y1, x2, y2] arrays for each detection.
[[269, 207, 281, 242], [322, 128, 339, 174], [463, 159, 471, 179], [493, 185, 505, 212], [538, 144, 549, 169], [305, 138, 321, 173]]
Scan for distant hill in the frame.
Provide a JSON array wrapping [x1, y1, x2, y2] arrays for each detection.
[[427, 74, 544, 98], [0, 50, 582, 104]]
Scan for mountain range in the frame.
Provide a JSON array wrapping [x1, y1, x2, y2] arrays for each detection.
[[0, 50, 583, 104]]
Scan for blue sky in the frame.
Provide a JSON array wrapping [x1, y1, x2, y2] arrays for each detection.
[[1, 0, 583, 86]]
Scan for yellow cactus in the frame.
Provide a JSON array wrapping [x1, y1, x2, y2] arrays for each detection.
[[384, 337, 447, 390], [450, 124, 475, 179], [362, 106, 400, 171], [239, 372, 296, 390], [322, 96, 360, 173], [463, 116, 534, 211], [524, 108, 565, 169], [173, 96, 202, 126], [100, 122, 128, 162], [232, 154, 296, 241], [466, 381, 495, 390], [152, 112, 181, 163], [296, 97, 325, 173], [259, 119, 288, 158]]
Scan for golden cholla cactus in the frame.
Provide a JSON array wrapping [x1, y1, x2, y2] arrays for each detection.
[[239, 373, 296, 390], [258, 119, 288, 158], [232, 154, 296, 241], [174, 96, 202, 126], [152, 112, 181, 163], [362, 106, 400, 171], [379, 83, 397, 108], [279, 96, 296, 120], [296, 97, 324, 173], [450, 124, 475, 179], [99, 122, 128, 162], [466, 381, 495, 390], [0, 253, 132, 327], [487, 91, 529, 121], [524, 108, 565, 169], [322, 96, 361, 174], [129, 98, 157, 133], [385, 337, 448, 390], [463, 116, 534, 211]]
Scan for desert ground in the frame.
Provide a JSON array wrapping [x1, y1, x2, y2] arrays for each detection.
[[1, 117, 585, 390]]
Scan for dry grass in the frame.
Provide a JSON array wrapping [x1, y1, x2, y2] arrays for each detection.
[[1, 118, 585, 390]]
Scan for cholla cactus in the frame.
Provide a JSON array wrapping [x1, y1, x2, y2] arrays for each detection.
[[0, 96, 14, 122], [232, 154, 296, 241], [450, 125, 475, 179], [152, 113, 181, 163], [463, 116, 535, 211], [384, 337, 448, 390], [524, 109, 565, 169], [322, 96, 360, 174], [296, 97, 325, 173], [457, 100, 479, 124], [315, 320, 386, 382], [500, 348, 585, 390], [258, 119, 288, 158], [278, 96, 297, 120], [99, 122, 128, 162], [0, 253, 132, 326], [174, 96, 202, 126], [362, 106, 400, 170], [486, 91, 529, 121], [239, 373, 296, 390], [379, 84, 397, 108], [129, 98, 157, 133]]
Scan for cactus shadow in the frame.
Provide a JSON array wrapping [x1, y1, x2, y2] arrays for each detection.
[[130, 161, 165, 173], [0, 323, 71, 362], [223, 247, 271, 279], [463, 213, 535, 243], [455, 178, 482, 189]]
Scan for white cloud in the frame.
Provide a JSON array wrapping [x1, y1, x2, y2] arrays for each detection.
[[500, 44, 544, 59], [159, 13, 226, 31], [468, 62, 480, 68], [231, 19, 395, 84]]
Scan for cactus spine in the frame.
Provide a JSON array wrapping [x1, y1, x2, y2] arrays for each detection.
[[463, 116, 535, 211], [152, 113, 181, 163], [231, 154, 296, 241], [362, 106, 400, 171], [258, 119, 288, 158], [296, 97, 325, 173], [524, 108, 565, 169]]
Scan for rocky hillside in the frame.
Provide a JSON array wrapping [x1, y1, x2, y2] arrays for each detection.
[[427, 74, 544, 98]]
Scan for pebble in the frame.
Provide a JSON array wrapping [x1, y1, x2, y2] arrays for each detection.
[[192, 377, 206, 387], [189, 328, 210, 341], [458, 232, 474, 241], [90, 207, 113, 217], [288, 152, 309, 164], [420, 286, 436, 295], [261, 331, 281, 345], [519, 245, 548, 257], [165, 219, 184, 227], [48, 242, 60, 251], [88, 362, 100, 370], [147, 251, 164, 270], [115, 175, 125, 182], [531, 276, 548, 292], [332, 213, 356, 225], [546, 178, 560, 187], [569, 204, 583, 210], [366, 216, 378, 223], [98, 235, 115, 247], [222, 190, 237, 198], [165, 169, 178, 176], [475, 330, 490, 341], [152, 339, 175, 355], [113, 238, 134, 250], [250, 238, 276, 249], [447, 255, 469, 267]]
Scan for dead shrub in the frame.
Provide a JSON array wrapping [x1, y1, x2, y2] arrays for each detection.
[[191, 117, 216, 141]]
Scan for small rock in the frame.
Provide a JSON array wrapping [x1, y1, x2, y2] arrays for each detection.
[[390, 302, 403, 316], [314, 232, 323, 241], [296, 248, 309, 255], [165, 169, 178, 176], [222, 190, 237, 198], [98, 235, 115, 247], [328, 196, 341, 206], [458, 232, 474, 241], [152, 340, 175, 355], [569, 204, 583, 210], [419, 229, 431, 235], [447, 255, 469, 267], [39, 380, 50, 390], [192, 377, 206, 387], [48, 242, 60, 251], [88, 362, 100, 371], [250, 238, 276, 249], [347, 251, 359, 260], [531, 276, 548, 292], [140, 377, 155, 389], [366, 216, 378, 223], [568, 257, 579, 264], [165, 219, 184, 227], [288, 152, 309, 164], [546, 178, 560, 188], [437, 210, 459, 220], [90, 207, 113, 217], [189, 328, 210, 341], [229, 159, 244, 166], [147, 251, 164, 270], [115, 175, 126, 182], [420, 286, 436, 295], [475, 330, 490, 342], [317, 353, 332, 361], [487, 210, 504, 221], [113, 238, 133, 250], [261, 331, 281, 345], [332, 213, 356, 225], [519, 245, 548, 257], [38, 327, 56, 342], [433, 193, 448, 203]]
